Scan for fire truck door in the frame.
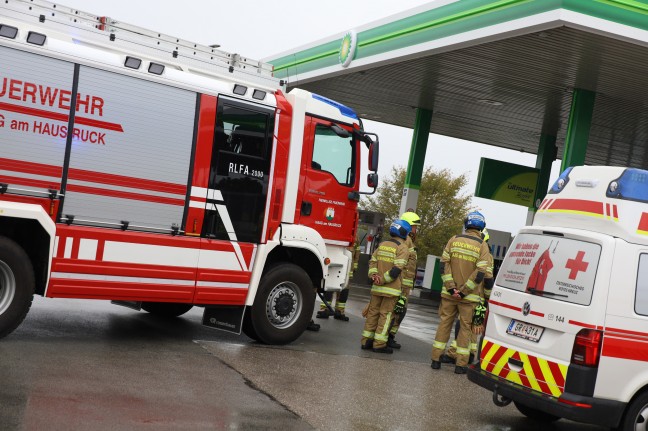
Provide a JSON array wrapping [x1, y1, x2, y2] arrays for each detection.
[[201, 97, 275, 244], [299, 117, 358, 245]]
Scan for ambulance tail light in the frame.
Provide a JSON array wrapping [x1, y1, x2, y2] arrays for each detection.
[[571, 329, 602, 367]]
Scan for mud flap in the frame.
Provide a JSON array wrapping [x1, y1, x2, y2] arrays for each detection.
[[202, 305, 245, 334]]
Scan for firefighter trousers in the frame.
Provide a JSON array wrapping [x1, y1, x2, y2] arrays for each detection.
[[430, 298, 476, 367], [361, 294, 398, 349]]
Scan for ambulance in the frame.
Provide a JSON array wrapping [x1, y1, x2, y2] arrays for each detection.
[[468, 166, 648, 430]]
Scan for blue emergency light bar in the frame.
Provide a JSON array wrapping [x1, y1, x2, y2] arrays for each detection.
[[548, 167, 573, 194], [312, 93, 358, 120], [607, 168, 648, 203]]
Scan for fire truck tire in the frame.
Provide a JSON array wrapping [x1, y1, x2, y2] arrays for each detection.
[[249, 263, 315, 345], [141, 302, 193, 317], [513, 401, 560, 423], [0, 237, 35, 339], [242, 307, 261, 342], [619, 390, 648, 431]]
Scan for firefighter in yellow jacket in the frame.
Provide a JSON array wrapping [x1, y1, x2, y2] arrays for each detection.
[[361, 219, 410, 354], [444, 228, 494, 363], [431, 211, 491, 374], [387, 211, 421, 349]]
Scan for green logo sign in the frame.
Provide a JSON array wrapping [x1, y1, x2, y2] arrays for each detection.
[[475, 158, 539, 208], [339, 30, 357, 68]]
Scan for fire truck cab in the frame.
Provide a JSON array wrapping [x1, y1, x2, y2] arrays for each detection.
[[0, 0, 379, 345], [468, 166, 648, 429]]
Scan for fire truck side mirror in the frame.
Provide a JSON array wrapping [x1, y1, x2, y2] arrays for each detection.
[[367, 172, 378, 190], [368, 139, 379, 172]]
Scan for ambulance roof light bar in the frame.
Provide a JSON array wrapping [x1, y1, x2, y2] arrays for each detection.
[[607, 168, 648, 203]]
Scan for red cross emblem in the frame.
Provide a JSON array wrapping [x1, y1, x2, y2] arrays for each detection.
[[565, 251, 589, 280]]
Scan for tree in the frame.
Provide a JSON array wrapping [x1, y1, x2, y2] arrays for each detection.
[[360, 166, 473, 264]]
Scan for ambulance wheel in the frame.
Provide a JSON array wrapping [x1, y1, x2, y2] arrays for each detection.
[[242, 307, 261, 342], [0, 237, 35, 339], [249, 263, 315, 345], [619, 391, 648, 431], [141, 302, 193, 317], [514, 401, 560, 423]]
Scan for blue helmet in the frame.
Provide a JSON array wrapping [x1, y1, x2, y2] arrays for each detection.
[[389, 219, 411, 239], [464, 211, 486, 231]]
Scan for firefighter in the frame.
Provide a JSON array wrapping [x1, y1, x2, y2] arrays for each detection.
[[316, 240, 360, 321], [361, 219, 410, 354], [431, 211, 491, 374], [443, 228, 494, 363], [387, 211, 421, 349]]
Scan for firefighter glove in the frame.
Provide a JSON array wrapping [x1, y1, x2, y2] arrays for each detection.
[[394, 295, 406, 314], [472, 302, 487, 326]]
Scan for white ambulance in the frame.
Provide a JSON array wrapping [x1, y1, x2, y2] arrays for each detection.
[[468, 166, 648, 430]]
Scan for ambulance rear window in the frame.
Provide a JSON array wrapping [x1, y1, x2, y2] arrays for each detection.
[[496, 233, 601, 306]]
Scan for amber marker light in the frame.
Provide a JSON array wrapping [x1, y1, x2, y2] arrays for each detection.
[[324, 258, 331, 265]]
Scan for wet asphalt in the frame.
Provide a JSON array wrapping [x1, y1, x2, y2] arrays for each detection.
[[0, 287, 607, 431]]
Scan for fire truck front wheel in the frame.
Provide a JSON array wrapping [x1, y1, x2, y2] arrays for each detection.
[[250, 263, 315, 345], [0, 237, 35, 339]]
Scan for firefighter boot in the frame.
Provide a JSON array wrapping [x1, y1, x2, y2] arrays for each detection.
[[454, 366, 468, 375], [387, 335, 401, 349], [372, 345, 394, 354], [306, 320, 320, 331], [361, 339, 374, 350], [431, 360, 441, 369], [334, 310, 349, 321], [316, 308, 332, 319], [439, 353, 455, 364]]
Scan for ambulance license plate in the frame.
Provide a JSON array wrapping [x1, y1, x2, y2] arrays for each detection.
[[507, 319, 544, 342]]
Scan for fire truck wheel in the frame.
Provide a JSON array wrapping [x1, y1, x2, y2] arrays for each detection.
[[0, 237, 35, 339], [513, 401, 560, 423], [619, 390, 648, 431], [242, 307, 261, 342], [141, 302, 193, 317], [250, 263, 315, 345]]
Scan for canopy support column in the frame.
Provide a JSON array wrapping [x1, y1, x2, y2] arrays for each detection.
[[400, 108, 432, 215], [561, 88, 596, 172], [526, 134, 557, 225]]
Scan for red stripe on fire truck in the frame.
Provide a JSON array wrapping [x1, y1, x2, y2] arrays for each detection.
[[480, 339, 568, 397]]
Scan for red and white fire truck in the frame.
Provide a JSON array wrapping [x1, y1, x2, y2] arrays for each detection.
[[0, 0, 379, 344]]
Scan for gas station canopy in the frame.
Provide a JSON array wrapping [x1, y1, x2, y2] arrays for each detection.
[[268, 0, 648, 169]]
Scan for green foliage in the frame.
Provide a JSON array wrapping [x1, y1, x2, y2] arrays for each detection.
[[360, 166, 472, 264]]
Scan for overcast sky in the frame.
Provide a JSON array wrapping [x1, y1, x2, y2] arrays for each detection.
[[57, 0, 563, 235]]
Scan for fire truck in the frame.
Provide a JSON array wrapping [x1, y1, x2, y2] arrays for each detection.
[[0, 0, 379, 344]]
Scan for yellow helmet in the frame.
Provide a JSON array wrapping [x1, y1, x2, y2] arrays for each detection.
[[400, 211, 421, 226], [482, 228, 490, 242]]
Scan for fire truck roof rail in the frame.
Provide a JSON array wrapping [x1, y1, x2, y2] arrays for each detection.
[[1, 0, 277, 86]]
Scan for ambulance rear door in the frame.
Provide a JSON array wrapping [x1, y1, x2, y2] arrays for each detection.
[[482, 227, 613, 399]]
